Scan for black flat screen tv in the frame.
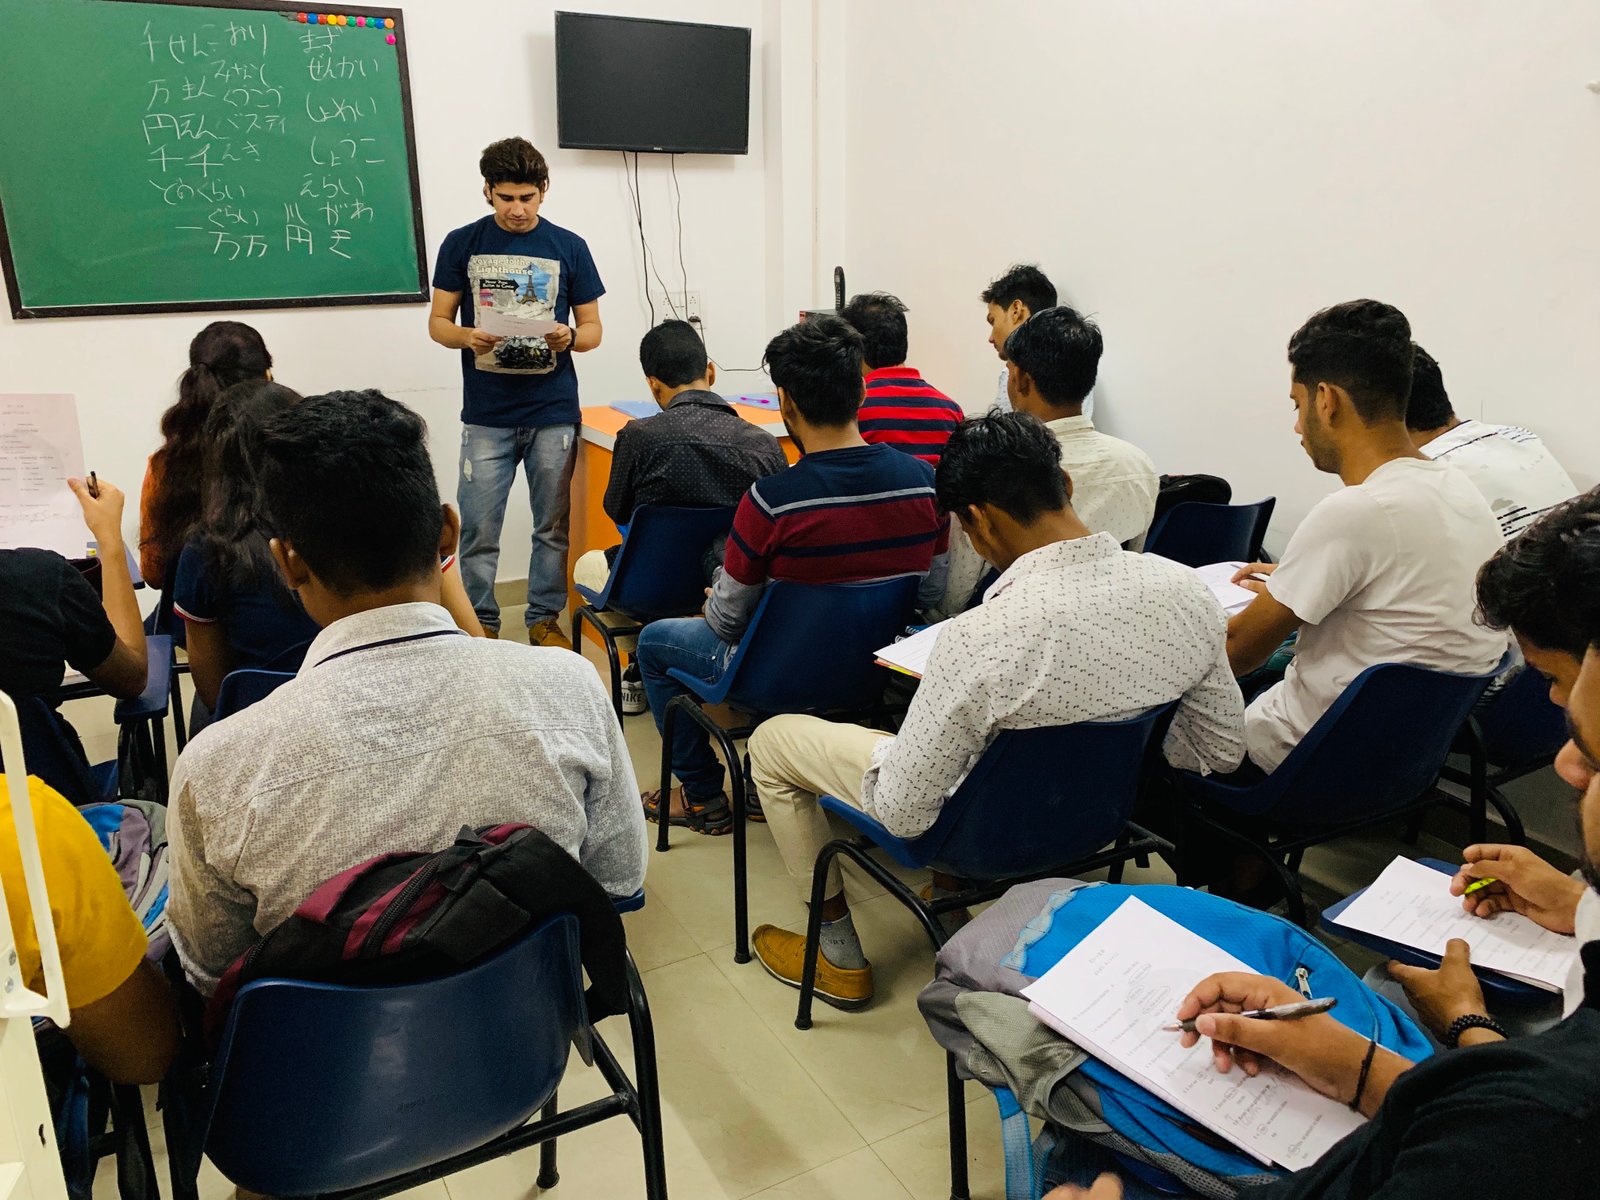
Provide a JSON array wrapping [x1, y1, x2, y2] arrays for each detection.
[[555, 12, 751, 155]]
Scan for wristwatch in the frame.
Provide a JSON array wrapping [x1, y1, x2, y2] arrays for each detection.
[[1444, 1013, 1508, 1048]]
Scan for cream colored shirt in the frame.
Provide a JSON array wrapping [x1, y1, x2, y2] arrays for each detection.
[[1044, 414, 1158, 548]]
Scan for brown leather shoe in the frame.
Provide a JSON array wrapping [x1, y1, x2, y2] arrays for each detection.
[[528, 617, 572, 649], [752, 924, 873, 1010]]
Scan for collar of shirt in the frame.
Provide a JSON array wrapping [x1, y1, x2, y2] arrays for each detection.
[[664, 388, 733, 413], [864, 366, 925, 384], [985, 532, 1123, 602], [1044, 413, 1096, 437], [298, 602, 463, 674]]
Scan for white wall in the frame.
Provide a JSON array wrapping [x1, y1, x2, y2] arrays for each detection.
[[0, 0, 793, 587], [834, 0, 1600, 536]]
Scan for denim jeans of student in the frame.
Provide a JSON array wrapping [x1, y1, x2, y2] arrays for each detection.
[[637, 616, 735, 801], [457, 423, 577, 631]]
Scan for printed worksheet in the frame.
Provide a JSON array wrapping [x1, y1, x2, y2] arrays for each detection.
[[1022, 897, 1365, 1170], [874, 623, 944, 679], [1192, 561, 1259, 615], [0, 395, 87, 558], [1334, 856, 1576, 991]]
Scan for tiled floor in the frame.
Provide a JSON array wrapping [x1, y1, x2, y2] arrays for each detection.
[[77, 609, 1577, 1200]]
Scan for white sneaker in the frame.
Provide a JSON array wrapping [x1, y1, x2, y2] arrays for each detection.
[[621, 667, 647, 716]]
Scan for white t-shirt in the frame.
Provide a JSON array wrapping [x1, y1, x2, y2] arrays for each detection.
[[1245, 457, 1508, 772], [1418, 420, 1576, 540]]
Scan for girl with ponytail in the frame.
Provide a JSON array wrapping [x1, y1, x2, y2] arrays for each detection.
[[138, 321, 273, 586]]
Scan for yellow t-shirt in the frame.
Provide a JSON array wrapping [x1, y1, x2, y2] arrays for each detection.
[[1, 776, 148, 1007]]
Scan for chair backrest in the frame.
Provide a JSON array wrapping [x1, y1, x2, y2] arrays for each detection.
[[1235, 654, 1510, 824], [212, 669, 295, 721], [1475, 664, 1569, 770], [713, 576, 921, 713], [3, 692, 99, 806], [204, 913, 585, 1197], [1143, 498, 1276, 568], [602, 504, 739, 619], [903, 704, 1178, 879]]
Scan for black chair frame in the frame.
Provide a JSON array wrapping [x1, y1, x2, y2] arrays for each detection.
[[1182, 781, 1526, 930], [1436, 717, 1536, 847], [207, 949, 668, 1200], [571, 605, 644, 723], [793, 825, 1171, 1200]]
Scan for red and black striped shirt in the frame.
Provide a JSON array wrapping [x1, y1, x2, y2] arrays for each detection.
[[857, 366, 965, 464]]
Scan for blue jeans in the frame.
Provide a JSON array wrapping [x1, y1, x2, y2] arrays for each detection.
[[637, 617, 734, 801], [457, 423, 577, 631]]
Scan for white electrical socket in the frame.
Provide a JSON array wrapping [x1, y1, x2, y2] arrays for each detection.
[[655, 290, 702, 324]]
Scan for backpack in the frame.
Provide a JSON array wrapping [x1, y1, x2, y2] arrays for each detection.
[[925, 881, 1435, 1200], [78, 800, 170, 961], [1154, 474, 1233, 522], [204, 822, 630, 1049]]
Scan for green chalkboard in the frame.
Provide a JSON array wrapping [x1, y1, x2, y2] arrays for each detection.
[[0, 0, 427, 318]]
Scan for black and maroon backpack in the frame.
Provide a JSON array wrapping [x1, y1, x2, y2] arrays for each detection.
[[204, 823, 630, 1048]]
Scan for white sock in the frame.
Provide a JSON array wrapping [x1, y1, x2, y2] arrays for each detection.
[[818, 912, 866, 969]]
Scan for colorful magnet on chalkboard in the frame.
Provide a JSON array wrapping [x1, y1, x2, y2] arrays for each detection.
[[386, 33, 396, 44], [384, 18, 395, 29], [356, 16, 365, 26], [337, 14, 347, 24], [296, 12, 307, 21], [312, 13, 322, 22]]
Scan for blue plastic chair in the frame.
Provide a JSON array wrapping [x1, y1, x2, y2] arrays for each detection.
[[200, 913, 666, 1200], [657, 575, 922, 962], [1143, 497, 1276, 568], [1439, 664, 1568, 844], [795, 706, 1178, 1200], [570, 504, 739, 719], [1178, 652, 1512, 927], [212, 668, 295, 721]]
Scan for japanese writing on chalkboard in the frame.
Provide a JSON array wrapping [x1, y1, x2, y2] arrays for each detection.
[[139, 11, 395, 264]]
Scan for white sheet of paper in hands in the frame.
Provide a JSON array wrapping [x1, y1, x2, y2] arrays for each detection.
[[1022, 897, 1365, 1171], [475, 307, 561, 339], [0, 394, 89, 559]]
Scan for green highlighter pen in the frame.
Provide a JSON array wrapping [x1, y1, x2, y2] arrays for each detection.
[[1463, 877, 1499, 896]]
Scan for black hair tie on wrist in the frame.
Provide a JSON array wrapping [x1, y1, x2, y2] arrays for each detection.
[[1349, 1037, 1378, 1112], [1444, 1013, 1508, 1049]]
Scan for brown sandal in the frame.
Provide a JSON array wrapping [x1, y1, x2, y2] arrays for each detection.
[[641, 788, 734, 836]]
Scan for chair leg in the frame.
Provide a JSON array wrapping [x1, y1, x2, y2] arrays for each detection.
[[574, 607, 626, 724], [170, 658, 188, 752], [1468, 747, 1491, 847], [1486, 785, 1527, 846], [947, 1053, 971, 1200], [623, 952, 670, 1200], [795, 844, 841, 1031], [111, 1082, 160, 1200], [720, 724, 752, 963], [657, 699, 681, 853], [536, 1091, 560, 1189]]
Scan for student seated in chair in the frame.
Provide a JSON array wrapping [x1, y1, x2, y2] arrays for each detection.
[[841, 291, 964, 464], [0, 476, 147, 705], [1405, 344, 1576, 542], [572, 320, 788, 711], [982, 263, 1091, 417], [745, 413, 1247, 1009], [167, 390, 647, 993], [634, 314, 951, 836], [1226, 300, 1506, 774], [1051, 635, 1600, 1200], [1003, 306, 1158, 547], [2, 776, 179, 1083]]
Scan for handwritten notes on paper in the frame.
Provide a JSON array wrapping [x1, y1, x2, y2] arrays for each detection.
[[1193, 561, 1260, 615], [0, 395, 87, 558], [1335, 857, 1577, 991], [1022, 897, 1365, 1170]]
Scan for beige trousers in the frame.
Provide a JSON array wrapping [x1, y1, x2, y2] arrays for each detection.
[[748, 714, 891, 903], [573, 548, 640, 652]]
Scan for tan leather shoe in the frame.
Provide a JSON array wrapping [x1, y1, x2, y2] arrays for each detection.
[[751, 924, 873, 1010], [528, 617, 573, 649]]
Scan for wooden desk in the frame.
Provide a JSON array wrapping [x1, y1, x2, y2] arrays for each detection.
[[567, 403, 799, 624]]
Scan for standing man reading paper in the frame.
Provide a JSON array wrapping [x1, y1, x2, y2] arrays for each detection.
[[430, 137, 604, 645]]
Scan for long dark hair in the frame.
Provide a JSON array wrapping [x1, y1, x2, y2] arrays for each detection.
[[195, 380, 303, 595], [143, 322, 273, 580]]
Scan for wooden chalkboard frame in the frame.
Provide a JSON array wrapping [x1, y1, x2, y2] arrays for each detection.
[[0, 0, 429, 319]]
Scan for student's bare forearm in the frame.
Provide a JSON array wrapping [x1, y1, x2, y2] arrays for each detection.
[[573, 320, 602, 352], [98, 539, 147, 662], [429, 316, 473, 350]]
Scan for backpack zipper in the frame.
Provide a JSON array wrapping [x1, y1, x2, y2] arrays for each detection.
[[363, 859, 445, 955], [1293, 966, 1313, 998]]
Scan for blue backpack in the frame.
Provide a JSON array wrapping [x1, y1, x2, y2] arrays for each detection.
[[991, 883, 1434, 1199]]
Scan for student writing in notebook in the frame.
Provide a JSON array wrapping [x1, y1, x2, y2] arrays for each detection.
[[746, 413, 1245, 1009], [1051, 630, 1600, 1200]]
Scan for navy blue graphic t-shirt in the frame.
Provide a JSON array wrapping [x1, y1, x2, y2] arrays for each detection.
[[432, 214, 605, 428]]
